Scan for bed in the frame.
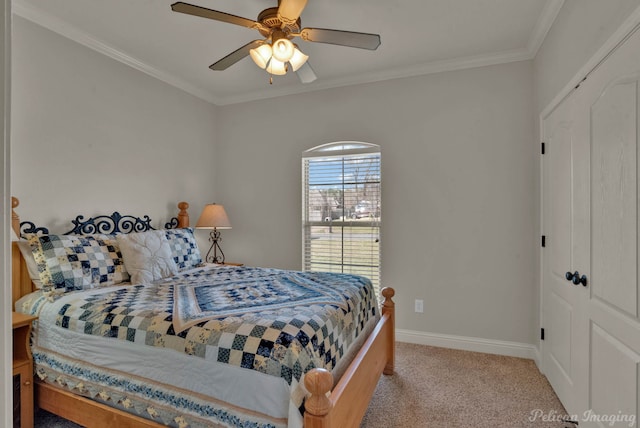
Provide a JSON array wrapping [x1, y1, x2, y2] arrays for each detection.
[[10, 197, 395, 428]]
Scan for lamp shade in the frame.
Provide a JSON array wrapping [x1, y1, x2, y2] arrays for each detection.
[[195, 204, 232, 230], [272, 38, 295, 63], [266, 58, 287, 75], [289, 46, 309, 71], [250, 44, 272, 69]]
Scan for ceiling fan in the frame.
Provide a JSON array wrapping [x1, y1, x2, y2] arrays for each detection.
[[170, 0, 381, 84]]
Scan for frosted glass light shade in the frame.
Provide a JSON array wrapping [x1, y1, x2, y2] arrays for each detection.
[[195, 204, 232, 230], [289, 47, 309, 71], [266, 58, 287, 75], [272, 38, 295, 62], [250, 44, 272, 69]]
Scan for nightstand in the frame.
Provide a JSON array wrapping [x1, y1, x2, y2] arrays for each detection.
[[13, 312, 37, 428]]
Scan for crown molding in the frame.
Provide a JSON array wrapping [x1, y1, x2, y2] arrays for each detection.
[[12, 0, 221, 105], [13, 0, 564, 106], [527, 0, 565, 56], [216, 47, 533, 105]]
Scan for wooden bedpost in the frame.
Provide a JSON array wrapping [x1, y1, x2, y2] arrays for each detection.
[[12, 196, 20, 237], [381, 287, 395, 375], [304, 368, 334, 428], [11, 196, 35, 307], [12, 196, 21, 307], [177, 202, 189, 228]]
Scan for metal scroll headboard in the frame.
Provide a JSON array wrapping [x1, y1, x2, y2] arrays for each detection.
[[19, 212, 181, 238]]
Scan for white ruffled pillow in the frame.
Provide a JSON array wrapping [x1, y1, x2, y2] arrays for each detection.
[[16, 240, 44, 289], [116, 230, 178, 285]]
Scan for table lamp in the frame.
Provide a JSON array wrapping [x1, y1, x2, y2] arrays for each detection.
[[195, 203, 232, 264]]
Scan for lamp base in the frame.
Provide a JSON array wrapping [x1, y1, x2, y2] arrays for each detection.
[[204, 229, 225, 264]]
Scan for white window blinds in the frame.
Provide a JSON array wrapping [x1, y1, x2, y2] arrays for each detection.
[[302, 143, 381, 294]]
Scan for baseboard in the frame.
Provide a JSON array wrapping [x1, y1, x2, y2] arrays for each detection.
[[532, 346, 542, 370], [396, 329, 538, 361]]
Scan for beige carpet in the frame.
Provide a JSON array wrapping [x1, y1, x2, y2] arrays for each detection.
[[361, 342, 567, 428]]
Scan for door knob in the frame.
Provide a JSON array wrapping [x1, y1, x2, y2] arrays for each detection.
[[565, 271, 588, 287], [572, 273, 588, 287]]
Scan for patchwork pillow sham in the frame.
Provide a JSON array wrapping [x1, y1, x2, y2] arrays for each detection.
[[116, 230, 178, 285], [164, 228, 202, 270], [27, 233, 129, 296]]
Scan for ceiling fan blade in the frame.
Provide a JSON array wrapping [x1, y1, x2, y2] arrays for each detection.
[[296, 61, 317, 84], [300, 28, 381, 50], [277, 0, 307, 25], [171, 2, 258, 29], [210, 40, 264, 70]]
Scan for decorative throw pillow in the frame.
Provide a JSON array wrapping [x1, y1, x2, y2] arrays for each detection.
[[164, 228, 202, 270], [27, 233, 129, 296], [116, 230, 178, 284]]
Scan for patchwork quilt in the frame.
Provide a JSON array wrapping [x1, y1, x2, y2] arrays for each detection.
[[46, 266, 378, 420]]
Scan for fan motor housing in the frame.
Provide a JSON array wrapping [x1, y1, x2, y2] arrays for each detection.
[[257, 7, 301, 36]]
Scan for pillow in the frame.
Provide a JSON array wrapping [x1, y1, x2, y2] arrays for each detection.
[[16, 240, 43, 289], [116, 230, 178, 284], [164, 228, 202, 270], [27, 233, 129, 296]]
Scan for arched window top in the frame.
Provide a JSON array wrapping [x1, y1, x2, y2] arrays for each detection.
[[304, 141, 380, 157]]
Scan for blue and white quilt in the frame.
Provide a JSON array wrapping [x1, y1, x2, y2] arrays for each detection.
[[30, 266, 378, 427]]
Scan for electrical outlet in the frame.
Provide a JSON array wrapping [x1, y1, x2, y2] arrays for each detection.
[[415, 299, 424, 313]]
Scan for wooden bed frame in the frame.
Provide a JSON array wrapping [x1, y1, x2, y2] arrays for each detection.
[[10, 197, 395, 428]]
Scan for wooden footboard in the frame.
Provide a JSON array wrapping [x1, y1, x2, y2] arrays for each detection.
[[304, 287, 395, 428]]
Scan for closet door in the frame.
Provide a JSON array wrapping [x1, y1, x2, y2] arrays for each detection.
[[542, 91, 589, 418], [543, 25, 640, 427], [574, 25, 640, 426]]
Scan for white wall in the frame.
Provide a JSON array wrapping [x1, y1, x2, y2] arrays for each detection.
[[216, 61, 536, 345], [11, 16, 219, 235], [532, 0, 640, 351]]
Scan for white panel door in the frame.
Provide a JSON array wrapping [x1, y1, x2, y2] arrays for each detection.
[[574, 25, 640, 427], [542, 92, 589, 418], [542, 25, 640, 428]]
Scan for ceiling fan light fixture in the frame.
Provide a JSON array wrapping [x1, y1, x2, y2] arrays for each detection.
[[272, 37, 295, 62], [250, 43, 272, 69], [289, 46, 309, 71], [170, 1, 381, 84], [266, 57, 287, 75]]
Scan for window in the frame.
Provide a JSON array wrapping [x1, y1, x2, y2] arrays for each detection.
[[302, 142, 381, 294]]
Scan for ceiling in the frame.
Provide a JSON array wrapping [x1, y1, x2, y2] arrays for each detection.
[[14, 0, 564, 105]]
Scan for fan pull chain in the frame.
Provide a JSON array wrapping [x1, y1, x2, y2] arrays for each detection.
[[267, 62, 291, 85]]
